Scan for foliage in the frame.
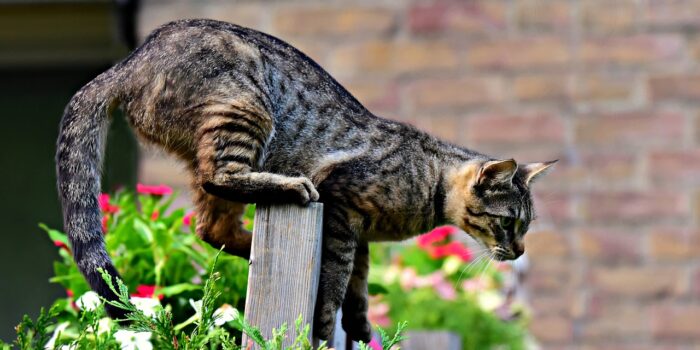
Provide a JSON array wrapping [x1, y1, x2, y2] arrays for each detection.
[[1, 186, 407, 350], [368, 226, 531, 350]]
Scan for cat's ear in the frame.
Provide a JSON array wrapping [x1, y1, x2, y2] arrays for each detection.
[[521, 160, 558, 185], [477, 159, 517, 186]]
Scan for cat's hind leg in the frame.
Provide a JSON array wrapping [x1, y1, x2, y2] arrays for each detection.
[[195, 105, 319, 205], [341, 241, 372, 342]]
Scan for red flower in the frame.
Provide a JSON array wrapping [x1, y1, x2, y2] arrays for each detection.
[[66, 289, 74, 298], [54, 240, 70, 253], [137, 183, 173, 196], [417, 226, 457, 248], [150, 210, 160, 221], [183, 211, 195, 226], [429, 241, 472, 262], [98, 193, 119, 213], [132, 285, 164, 300]]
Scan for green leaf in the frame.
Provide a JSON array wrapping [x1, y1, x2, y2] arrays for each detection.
[[40, 223, 70, 247], [368, 283, 389, 296], [158, 283, 202, 297]]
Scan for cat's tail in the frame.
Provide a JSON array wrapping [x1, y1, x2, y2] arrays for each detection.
[[55, 70, 126, 318]]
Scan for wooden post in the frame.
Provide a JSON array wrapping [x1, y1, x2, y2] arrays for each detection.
[[401, 331, 462, 350], [243, 203, 324, 348]]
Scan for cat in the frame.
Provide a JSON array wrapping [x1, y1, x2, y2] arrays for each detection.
[[56, 19, 555, 342]]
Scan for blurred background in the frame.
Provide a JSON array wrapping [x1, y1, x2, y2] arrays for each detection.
[[2, 0, 700, 348]]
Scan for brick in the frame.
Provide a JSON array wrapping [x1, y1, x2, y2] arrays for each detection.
[[524, 230, 570, 258], [649, 150, 700, 187], [577, 229, 643, 263], [527, 257, 574, 292], [406, 77, 503, 111], [515, 0, 571, 31], [581, 35, 685, 66], [272, 7, 394, 37], [512, 74, 571, 102], [652, 304, 700, 339], [529, 315, 573, 343], [644, 0, 700, 29], [574, 111, 685, 149], [650, 74, 700, 102], [581, 0, 639, 33], [466, 112, 566, 147], [329, 41, 458, 76], [650, 227, 700, 261], [580, 152, 637, 187], [529, 293, 574, 317], [582, 192, 689, 224], [408, 0, 507, 35], [533, 193, 575, 225], [573, 73, 636, 102], [344, 80, 399, 113], [581, 302, 650, 339], [591, 267, 686, 298], [466, 37, 570, 70], [201, 3, 265, 30], [413, 114, 463, 144]]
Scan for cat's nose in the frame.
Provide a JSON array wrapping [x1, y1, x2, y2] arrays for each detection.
[[511, 240, 524, 258]]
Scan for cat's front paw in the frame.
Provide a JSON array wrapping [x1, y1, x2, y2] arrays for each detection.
[[284, 177, 320, 205], [342, 314, 372, 343]]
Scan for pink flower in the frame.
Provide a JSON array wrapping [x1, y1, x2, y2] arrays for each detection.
[[368, 301, 391, 327], [98, 193, 119, 213], [429, 241, 472, 262], [434, 280, 457, 300], [462, 277, 487, 293], [136, 183, 173, 196], [399, 267, 418, 290], [132, 284, 164, 300], [417, 226, 457, 248], [183, 211, 195, 226], [150, 210, 160, 221], [368, 338, 382, 350]]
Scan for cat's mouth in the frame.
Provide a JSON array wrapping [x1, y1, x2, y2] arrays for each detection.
[[491, 246, 518, 261]]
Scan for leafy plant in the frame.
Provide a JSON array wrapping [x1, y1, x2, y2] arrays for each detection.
[[368, 226, 531, 350]]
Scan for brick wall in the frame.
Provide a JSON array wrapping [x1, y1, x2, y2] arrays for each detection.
[[138, 1, 700, 348]]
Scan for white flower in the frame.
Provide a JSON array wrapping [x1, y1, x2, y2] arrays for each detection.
[[477, 291, 505, 312], [97, 317, 113, 334], [189, 299, 203, 319], [76, 291, 101, 311], [114, 330, 153, 350], [442, 255, 463, 275], [44, 322, 70, 350], [129, 297, 160, 318], [213, 304, 239, 326]]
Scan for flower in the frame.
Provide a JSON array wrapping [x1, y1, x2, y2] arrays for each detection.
[[76, 291, 101, 311], [132, 285, 163, 300], [433, 280, 457, 300], [399, 267, 418, 290], [442, 255, 463, 275], [54, 240, 70, 252], [182, 211, 195, 226], [213, 304, 239, 326], [477, 291, 505, 312], [45, 322, 70, 350], [368, 297, 391, 327], [114, 330, 153, 350], [150, 210, 160, 221], [97, 317, 112, 334], [417, 226, 456, 248], [136, 184, 173, 196], [429, 241, 472, 262], [98, 193, 119, 213], [189, 299, 203, 319], [129, 297, 161, 318], [368, 337, 382, 350]]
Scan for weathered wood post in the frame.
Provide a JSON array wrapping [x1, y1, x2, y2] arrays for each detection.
[[243, 203, 324, 348], [401, 331, 461, 350]]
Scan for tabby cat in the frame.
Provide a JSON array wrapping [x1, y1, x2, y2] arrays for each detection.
[[56, 19, 554, 342]]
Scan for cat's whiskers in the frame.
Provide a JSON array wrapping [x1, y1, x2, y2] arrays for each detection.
[[454, 248, 490, 288]]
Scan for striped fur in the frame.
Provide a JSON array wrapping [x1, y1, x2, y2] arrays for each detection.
[[55, 19, 554, 342]]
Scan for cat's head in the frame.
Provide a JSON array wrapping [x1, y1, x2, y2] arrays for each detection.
[[444, 159, 556, 261]]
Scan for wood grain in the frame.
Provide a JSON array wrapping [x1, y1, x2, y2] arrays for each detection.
[[243, 203, 324, 348]]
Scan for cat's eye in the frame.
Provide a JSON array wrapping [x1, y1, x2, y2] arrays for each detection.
[[499, 217, 515, 230]]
